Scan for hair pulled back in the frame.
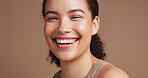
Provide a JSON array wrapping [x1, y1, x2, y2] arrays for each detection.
[[42, 0, 106, 67]]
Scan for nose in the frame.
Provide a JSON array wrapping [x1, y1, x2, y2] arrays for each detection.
[[58, 18, 71, 34]]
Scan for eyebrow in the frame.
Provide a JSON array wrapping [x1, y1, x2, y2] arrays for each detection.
[[45, 11, 58, 16], [68, 9, 86, 14], [45, 9, 85, 16]]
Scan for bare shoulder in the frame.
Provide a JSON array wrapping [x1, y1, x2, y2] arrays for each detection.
[[97, 64, 129, 78]]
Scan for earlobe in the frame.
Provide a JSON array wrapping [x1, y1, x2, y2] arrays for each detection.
[[92, 16, 100, 35]]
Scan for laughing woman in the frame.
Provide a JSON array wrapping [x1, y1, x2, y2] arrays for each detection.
[[42, 0, 129, 78]]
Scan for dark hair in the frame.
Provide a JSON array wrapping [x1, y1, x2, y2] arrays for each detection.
[[42, 0, 106, 67]]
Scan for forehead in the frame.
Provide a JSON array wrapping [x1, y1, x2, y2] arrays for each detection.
[[45, 0, 89, 13]]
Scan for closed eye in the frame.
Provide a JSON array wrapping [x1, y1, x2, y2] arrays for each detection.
[[71, 16, 81, 19], [47, 17, 58, 21]]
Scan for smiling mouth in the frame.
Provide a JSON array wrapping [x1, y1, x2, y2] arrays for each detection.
[[52, 37, 79, 48]]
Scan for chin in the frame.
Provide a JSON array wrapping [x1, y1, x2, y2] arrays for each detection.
[[57, 52, 77, 62]]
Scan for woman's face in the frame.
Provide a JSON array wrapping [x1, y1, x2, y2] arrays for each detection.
[[44, 0, 99, 62]]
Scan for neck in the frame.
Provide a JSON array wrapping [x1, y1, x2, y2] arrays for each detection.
[[60, 51, 98, 78]]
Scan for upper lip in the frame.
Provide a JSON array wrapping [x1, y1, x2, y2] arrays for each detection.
[[52, 37, 79, 40]]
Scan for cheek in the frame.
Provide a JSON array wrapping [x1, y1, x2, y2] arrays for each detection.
[[44, 23, 55, 36], [44, 23, 56, 48], [73, 21, 92, 35], [44, 23, 55, 46]]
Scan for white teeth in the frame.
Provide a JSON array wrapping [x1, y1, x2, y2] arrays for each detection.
[[56, 39, 76, 44]]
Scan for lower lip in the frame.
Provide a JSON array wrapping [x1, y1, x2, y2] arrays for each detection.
[[56, 43, 75, 48]]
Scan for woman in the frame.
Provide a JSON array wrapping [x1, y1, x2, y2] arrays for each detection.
[[42, 0, 129, 78]]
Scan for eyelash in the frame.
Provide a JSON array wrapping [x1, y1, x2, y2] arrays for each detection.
[[46, 16, 82, 21], [47, 17, 58, 21], [71, 16, 81, 19], [70, 16, 82, 20]]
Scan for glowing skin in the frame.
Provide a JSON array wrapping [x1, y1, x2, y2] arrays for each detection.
[[44, 0, 99, 62], [43, 0, 130, 78]]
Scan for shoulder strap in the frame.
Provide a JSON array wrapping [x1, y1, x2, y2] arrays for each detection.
[[53, 70, 61, 78], [85, 60, 110, 78]]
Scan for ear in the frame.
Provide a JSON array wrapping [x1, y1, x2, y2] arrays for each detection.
[[92, 16, 100, 35]]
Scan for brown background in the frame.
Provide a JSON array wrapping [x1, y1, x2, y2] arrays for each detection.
[[0, 0, 148, 78]]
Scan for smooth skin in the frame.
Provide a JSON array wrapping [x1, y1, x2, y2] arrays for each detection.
[[44, 0, 129, 78]]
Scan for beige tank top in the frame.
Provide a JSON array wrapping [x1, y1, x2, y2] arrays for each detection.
[[53, 60, 110, 78]]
